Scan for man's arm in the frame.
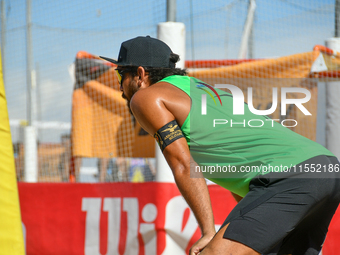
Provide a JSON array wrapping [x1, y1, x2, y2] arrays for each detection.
[[130, 89, 216, 252]]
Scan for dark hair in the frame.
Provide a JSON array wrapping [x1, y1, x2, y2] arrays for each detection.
[[122, 53, 187, 85], [170, 53, 180, 65], [144, 67, 187, 85]]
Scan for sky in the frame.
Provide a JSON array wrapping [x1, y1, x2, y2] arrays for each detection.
[[0, 0, 335, 143]]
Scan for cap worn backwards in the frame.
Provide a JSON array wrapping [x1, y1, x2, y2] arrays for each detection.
[[100, 36, 175, 68]]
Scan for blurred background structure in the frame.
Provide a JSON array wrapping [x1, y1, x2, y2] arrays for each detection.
[[1, 0, 338, 183]]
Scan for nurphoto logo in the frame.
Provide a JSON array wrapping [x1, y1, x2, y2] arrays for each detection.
[[199, 83, 312, 128]]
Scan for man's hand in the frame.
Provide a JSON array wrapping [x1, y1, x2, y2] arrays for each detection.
[[189, 232, 216, 255]]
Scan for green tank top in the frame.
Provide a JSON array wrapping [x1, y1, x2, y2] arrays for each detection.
[[160, 75, 334, 197]]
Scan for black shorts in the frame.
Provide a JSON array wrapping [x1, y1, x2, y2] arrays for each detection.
[[221, 155, 340, 255]]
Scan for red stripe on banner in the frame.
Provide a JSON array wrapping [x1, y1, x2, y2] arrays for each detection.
[[18, 183, 340, 255], [323, 206, 340, 255], [18, 183, 235, 255]]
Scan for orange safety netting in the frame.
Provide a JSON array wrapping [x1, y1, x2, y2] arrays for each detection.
[[71, 46, 340, 158], [72, 52, 155, 158]]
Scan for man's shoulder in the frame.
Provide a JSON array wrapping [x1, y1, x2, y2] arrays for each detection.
[[130, 78, 190, 112], [159, 74, 191, 84], [129, 84, 166, 114]]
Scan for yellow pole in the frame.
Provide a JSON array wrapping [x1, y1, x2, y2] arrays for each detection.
[[0, 48, 25, 254]]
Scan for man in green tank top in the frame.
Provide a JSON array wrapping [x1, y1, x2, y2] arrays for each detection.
[[100, 36, 340, 255]]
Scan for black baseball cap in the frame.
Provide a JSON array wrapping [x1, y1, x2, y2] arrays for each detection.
[[100, 36, 176, 68]]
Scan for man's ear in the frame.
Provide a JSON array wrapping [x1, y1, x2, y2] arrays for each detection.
[[137, 66, 145, 80], [137, 66, 150, 87]]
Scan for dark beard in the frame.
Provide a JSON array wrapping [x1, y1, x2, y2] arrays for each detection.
[[122, 92, 133, 115]]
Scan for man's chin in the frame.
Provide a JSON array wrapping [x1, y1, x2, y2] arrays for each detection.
[[122, 94, 133, 115], [126, 100, 133, 115]]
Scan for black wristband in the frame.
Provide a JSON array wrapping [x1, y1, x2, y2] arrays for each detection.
[[154, 120, 185, 151]]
